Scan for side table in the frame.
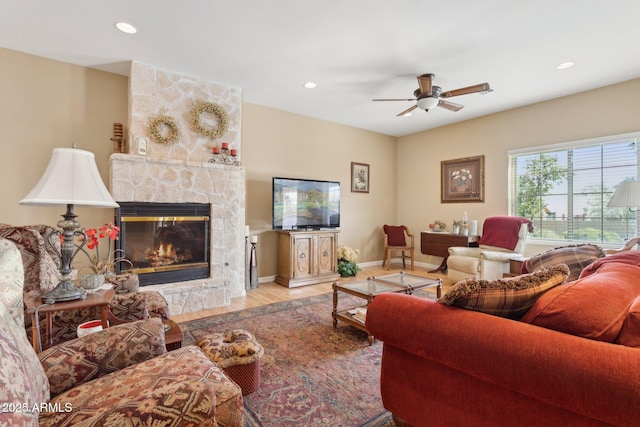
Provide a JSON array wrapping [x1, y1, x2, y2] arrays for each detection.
[[24, 288, 114, 353], [420, 231, 480, 273], [163, 319, 184, 351]]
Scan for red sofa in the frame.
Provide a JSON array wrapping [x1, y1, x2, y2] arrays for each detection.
[[366, 254, 640, 427]]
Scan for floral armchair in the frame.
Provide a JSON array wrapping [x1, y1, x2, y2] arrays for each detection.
[[1, 237, 243, 426], [0, 223, 170, 346], [0, 301, 243, 426]]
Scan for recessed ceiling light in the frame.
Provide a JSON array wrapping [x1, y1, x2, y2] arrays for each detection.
[[115, 22, 137, 34], [303, 82, 317, 89], [556, 61, 575, 70]]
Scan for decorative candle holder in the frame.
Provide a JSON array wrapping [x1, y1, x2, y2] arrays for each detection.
[[210, 143, 240, 166]]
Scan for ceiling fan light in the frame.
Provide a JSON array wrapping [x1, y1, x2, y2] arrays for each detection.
[[416, 96, 439, 111], [114, 22, 137, 34], [556, 61, 575, 70]]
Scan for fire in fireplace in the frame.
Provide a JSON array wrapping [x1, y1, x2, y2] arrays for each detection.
[[115, 202, 210, 286]]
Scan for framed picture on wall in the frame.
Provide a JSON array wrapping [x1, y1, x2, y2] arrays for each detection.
[[351, 162, 370, 193], [441, 155, 484, 203]]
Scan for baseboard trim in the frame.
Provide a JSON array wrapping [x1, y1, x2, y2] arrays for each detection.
[[256, 261, 441, 284]]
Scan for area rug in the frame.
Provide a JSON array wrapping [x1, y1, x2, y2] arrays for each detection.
[[180, 291, 435, 426]]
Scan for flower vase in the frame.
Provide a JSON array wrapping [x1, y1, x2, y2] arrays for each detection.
[[79, 273, 105, 290]]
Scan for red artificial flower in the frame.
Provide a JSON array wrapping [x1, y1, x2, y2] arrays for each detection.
[[73, 223, 125, 274], [85, 228, 100, 249]]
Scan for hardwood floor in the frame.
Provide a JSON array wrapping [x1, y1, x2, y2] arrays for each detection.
[[171, 264, 452, 323]]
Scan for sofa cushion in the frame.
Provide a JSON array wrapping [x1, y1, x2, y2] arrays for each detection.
[[40, 318, 167, 397], [107, 272, 140, 294], [521, 262, 640, 342], [41, 346, 243, 427], [579, 249, 640, 278], [438, 264, 570, 319], [0, 300, 50, 426], [522, 244, 606, 281], [109, 292, 150, 322], [616, 296, 640, 347]]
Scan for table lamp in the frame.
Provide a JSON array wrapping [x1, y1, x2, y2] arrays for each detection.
[[607, 181, 640, 211], [20, 147, 119, 303]]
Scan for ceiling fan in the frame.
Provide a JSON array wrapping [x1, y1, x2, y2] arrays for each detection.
[[372, 73, 491, 116]]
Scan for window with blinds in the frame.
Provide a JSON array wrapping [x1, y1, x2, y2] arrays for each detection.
[[508, 132, 640, 244]]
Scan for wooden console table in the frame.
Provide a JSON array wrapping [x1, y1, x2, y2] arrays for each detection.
[[420, 232, 480, 273]]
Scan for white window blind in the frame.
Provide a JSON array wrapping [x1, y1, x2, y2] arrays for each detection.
[[508, 132, 640, 244]]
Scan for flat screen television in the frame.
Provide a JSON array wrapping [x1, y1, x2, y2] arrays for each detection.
[[272, 177, 340, 230]]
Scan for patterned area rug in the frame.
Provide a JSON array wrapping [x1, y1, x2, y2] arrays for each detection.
[[181, 291, 435, 426]]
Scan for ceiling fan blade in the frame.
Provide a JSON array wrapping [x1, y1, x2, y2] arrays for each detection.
[[396, 105, 418, 116], [417, 73, 434, 96], [440, 83, 491, 98], [372, 98, 416, 102], [438, 100, 464, 112]]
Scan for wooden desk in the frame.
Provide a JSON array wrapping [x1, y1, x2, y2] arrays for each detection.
[[420, 232, 480, 272], [24, 289, 114, 353]]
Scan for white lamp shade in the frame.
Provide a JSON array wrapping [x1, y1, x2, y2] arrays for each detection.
[[417, 96, 440, 111], [20, 148, 118, 208], [607, 181, 640, 208]]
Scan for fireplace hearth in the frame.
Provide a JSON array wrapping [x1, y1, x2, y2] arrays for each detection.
[[115, 202, 210, 286]]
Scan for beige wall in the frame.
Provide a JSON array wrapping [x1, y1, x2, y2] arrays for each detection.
[[242, 104, 397, 276], [3, 47, 640, 279], [0, 48, 128, 228], [398, 78, 640, 266]]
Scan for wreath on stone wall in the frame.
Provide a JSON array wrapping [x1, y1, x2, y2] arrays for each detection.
[[191, 102, 228, 140], [148, 115, 181, 145]]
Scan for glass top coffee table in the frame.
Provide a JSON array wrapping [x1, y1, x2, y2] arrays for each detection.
[[332, 271, 441, 345]]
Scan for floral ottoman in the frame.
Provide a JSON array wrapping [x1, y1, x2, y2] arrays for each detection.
[[197, 329, 264, 395]]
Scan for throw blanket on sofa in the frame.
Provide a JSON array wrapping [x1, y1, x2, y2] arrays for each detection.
[[478, 216, 533, 251]]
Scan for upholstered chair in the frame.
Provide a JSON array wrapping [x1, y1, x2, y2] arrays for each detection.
[[447, 216, 532, 282], [382, 225, 415, 270], [0, 224, 170, 347], [0, 303, 242, 426], [0, 237, 243, 426]]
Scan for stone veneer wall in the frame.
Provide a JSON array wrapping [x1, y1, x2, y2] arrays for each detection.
[[109, 61, 245, 315]]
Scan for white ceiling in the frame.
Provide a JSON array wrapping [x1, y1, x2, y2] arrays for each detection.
[[1, 1, 639, 137]]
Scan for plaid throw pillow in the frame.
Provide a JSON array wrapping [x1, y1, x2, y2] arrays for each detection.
[[523, 244, 605, 281], [438, 264, 570, 319]]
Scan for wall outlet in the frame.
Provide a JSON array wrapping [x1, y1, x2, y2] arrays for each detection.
[[136, 137, 147, 155]]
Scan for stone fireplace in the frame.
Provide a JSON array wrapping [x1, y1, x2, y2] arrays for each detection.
[[109, 61, 245, 315], [115, 202, 211, 286]]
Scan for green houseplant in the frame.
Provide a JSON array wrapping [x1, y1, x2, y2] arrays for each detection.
[[337, 246, 360, 277]]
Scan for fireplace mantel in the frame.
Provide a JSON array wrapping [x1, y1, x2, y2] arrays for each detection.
[[110, 153, 246, 315]]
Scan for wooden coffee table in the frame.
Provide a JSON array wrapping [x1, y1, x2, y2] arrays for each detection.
[[163, 319, 183, 351], [332, 271, 441, 345]]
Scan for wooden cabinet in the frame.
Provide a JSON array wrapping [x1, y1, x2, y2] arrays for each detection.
[[276, 230, 340, 287]]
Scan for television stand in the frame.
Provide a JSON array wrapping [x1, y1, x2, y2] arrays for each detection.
[[275, 230, 340, 287]]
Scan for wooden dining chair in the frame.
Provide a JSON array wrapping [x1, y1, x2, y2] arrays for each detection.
[[382, 225, 415, 270]]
